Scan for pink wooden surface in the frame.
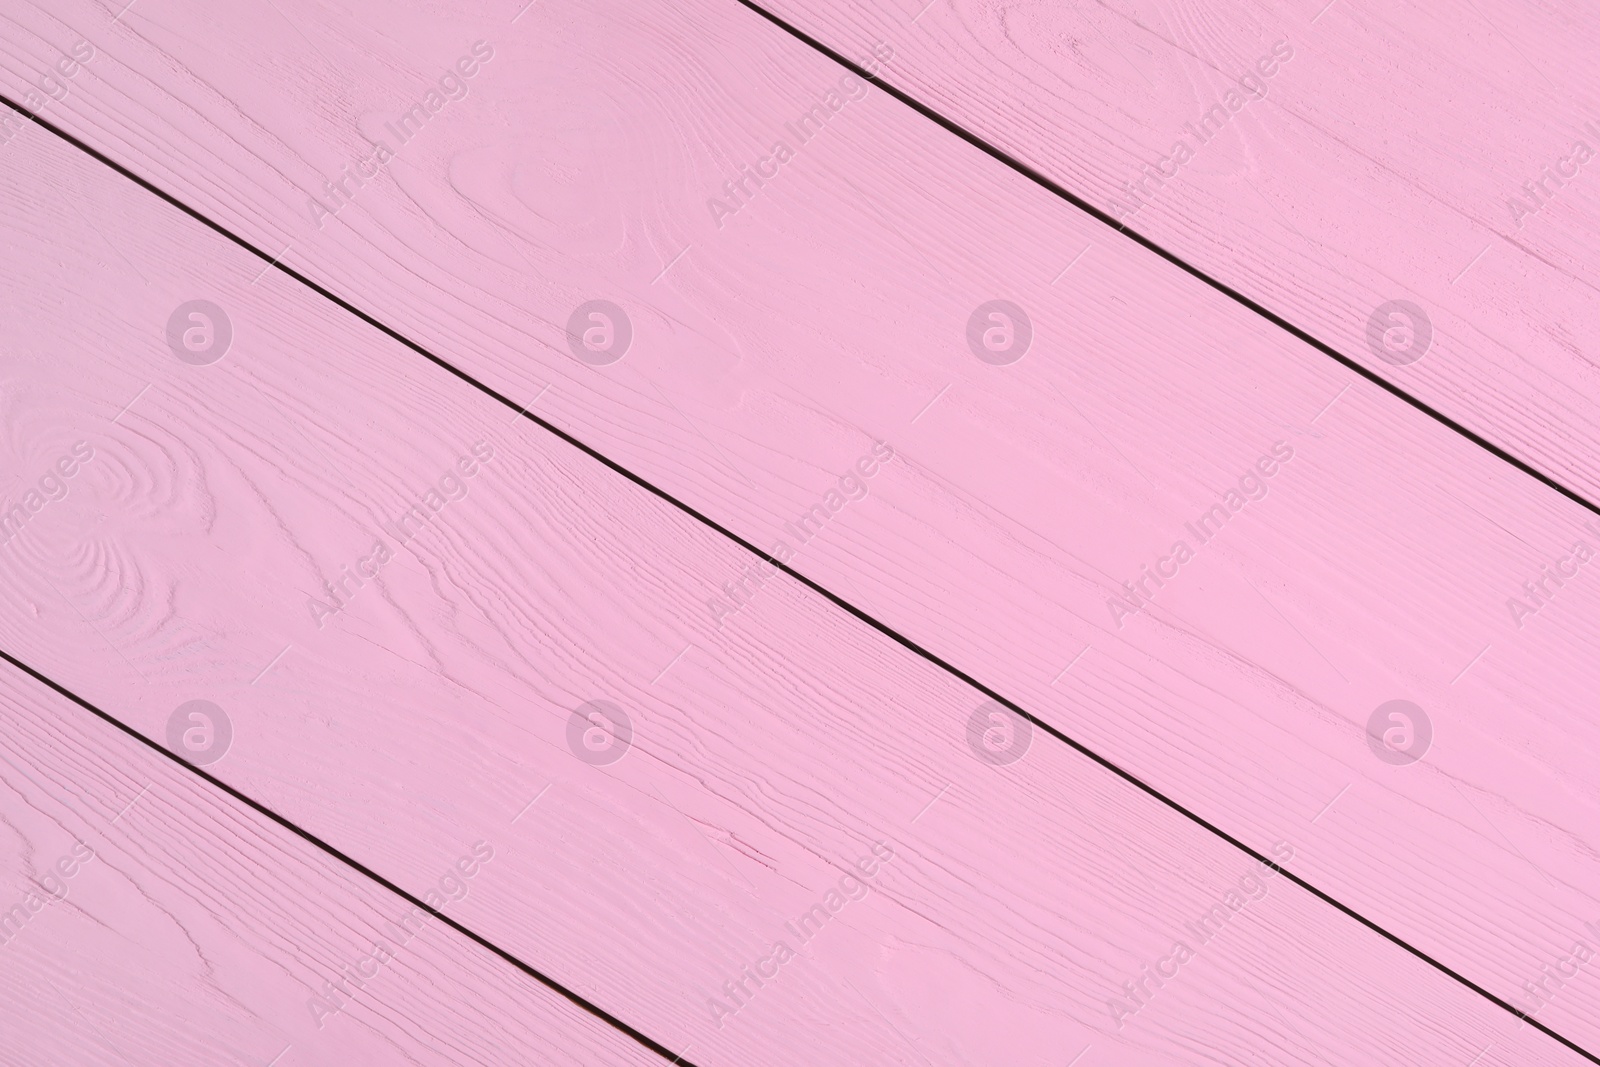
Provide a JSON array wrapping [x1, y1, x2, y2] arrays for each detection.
[[0, 0, 1593, 1062], [0, 661, 667, 1067], [2, 0, 1597, 1053], [0, 67, 1590, 1067], [752, 0, 1600, 499]]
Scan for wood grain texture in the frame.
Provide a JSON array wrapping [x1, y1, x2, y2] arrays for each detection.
[[0, 64, 1590, 1067], [1, 0, 1599, 1056], [0, 62, 1587, 1067], [0, 663, 669, 1067], [758, 0, 1600, 499]]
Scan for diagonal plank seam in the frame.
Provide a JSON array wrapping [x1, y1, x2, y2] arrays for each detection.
[[722, 0, 1600, 526], [2, 81, 1596, 1064], [0, 645, 706, 1067]]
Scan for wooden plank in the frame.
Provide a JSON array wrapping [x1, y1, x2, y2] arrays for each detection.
[[1, 0, 1598, 1056], [0, 661, 671, 1067], [754, 0, 1600, 498], [0, 69, 1586, 1067], [18, 106, 1580, 1067]]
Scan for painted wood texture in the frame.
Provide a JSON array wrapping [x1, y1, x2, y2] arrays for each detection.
[[0, 72, 1588, 1067], [0, 662, 668, 1067], [2, 0, 1599, 1055], [759, 0, 1600, 499]]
